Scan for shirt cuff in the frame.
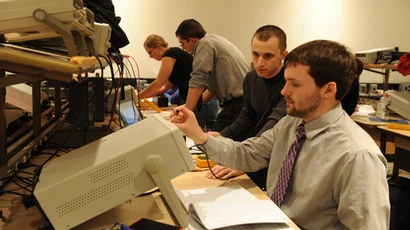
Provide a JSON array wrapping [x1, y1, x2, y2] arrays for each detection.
[[203, 135, 220, 158]]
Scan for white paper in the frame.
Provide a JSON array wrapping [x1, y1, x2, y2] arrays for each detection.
[[176, 185, 291, 230], [352, 104, 376, 116], [176, 185, 258, 210]]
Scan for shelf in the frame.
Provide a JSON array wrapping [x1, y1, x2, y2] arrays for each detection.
[[363, 63, 398, 91]]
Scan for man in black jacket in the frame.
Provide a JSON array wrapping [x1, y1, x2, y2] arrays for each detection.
[[206, 25, 288, 191]]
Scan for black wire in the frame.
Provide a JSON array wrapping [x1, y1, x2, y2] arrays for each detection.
[[40, 140, 70, 153], [107, 53, 123, 134], [8, 174, 32, 193], [30, 55, 108, 194], [190, 144, 225, 180], [82, 49, 106, 145], [138, 188, 160, 197], [0, 52, 113, 200], [2, 186, 32, 193], [0, 189, 26, 197]]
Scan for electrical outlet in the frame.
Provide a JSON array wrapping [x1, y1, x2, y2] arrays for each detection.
[[360, 84, 368, 95], [369, 84, 378, 94], [399, 82, 410, 92]]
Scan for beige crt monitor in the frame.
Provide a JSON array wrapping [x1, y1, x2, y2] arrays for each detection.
[[34, 115, 194, 229]]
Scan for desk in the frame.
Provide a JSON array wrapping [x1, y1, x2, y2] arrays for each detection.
[[378, 126, 410, 178], [363, 64, 398, 92], [0, 171, 299, 229]]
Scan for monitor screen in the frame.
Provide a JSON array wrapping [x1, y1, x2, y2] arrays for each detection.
[[34, 115, 194, 229], [116, 99, 141, 126]]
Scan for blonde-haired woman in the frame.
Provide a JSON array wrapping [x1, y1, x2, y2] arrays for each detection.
[[138, 34, 220, 130], [137, 34, 192, 104]]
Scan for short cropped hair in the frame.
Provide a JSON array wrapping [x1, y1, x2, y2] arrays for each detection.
[[175, 19, 206, 40], [253, 25, 287, 52]]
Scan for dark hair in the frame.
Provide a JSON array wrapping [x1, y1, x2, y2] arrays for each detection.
[[253, 25, 287, 52], [356, 58, 364, 76], [284, 40, 357, 100], [175, 19, 206, 40]]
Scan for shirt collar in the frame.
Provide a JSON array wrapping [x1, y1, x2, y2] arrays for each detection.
[[304, 102, 344, 140]]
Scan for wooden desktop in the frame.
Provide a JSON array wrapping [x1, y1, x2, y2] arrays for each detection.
[[0, 169, 299, 229]]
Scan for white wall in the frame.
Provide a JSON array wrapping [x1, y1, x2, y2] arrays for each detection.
[[112, 0, 410, 84]]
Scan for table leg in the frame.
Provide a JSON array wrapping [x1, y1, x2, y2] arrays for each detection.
[[380, 132, 387, 155], [383, 69, 390, 92]]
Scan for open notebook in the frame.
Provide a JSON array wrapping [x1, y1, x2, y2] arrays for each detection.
[[116, 98, 142, 126]]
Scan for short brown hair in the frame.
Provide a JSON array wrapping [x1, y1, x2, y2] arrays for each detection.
[[284, 40, 357, 100]]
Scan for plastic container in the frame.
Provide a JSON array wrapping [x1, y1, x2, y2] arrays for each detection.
[[376, 96, 387, 119]]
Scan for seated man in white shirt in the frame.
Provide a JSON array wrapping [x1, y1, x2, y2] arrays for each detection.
[[170, 40, 390, 229]]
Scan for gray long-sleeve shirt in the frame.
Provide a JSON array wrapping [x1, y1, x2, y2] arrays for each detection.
[[190, 34, 249, 103], [204, 103, 390, 229]]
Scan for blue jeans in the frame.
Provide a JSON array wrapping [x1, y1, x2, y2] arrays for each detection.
[[194, 98, 220, 131]]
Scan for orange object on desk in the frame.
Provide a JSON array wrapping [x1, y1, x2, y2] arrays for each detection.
[[196, 155, 216, 168], [387, 123, 410, 130], [143, 99, 162, 113]]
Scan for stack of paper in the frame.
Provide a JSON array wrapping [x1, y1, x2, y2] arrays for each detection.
[[176, 185, 291, 230], [352, 104, 376, 117]]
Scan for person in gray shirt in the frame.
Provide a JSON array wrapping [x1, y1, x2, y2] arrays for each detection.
[[175, 19, 250, 131], [170, 40, 390, 229]]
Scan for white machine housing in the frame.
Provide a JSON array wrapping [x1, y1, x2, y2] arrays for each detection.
[[6, 83, 48, 113], [355, 47, 397, 64], [34, 115, 194, 229], [399, 82, 410, 92], [90, 22, 112, 56], [385, 91, 410, 120], [0, 0, 94, 42]]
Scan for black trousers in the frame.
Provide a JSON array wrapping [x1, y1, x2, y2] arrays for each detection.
[[246, 168, 268, 191], [214, 97, 243, 132]]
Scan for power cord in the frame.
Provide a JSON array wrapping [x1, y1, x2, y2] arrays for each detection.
[[0, 210, 12, 223]]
